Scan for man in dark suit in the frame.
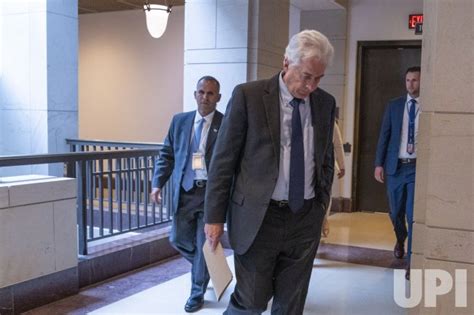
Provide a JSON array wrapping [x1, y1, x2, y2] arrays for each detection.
[[374, 66, 421, 280], [151, 76, 223, 313], [204, 30, 336, 314]]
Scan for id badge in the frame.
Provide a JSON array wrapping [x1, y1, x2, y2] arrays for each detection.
[[192, 152, 205, 170]]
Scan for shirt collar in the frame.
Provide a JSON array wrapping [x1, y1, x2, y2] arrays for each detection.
[[195, 110, 215, 124], [406, 94, 420, 104], [279, 72, 308, 106]]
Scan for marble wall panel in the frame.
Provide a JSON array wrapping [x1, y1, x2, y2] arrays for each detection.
[[257, 0, 289, 54], [1, 0, 78, 169], [0, 14, 30, 110], [424, 114, 473, 230], [29, 110, 48, 155], [413, 113, 431, 224], [319, 84, 344, 113], [318, 74, 345, 86], [7, 177, 76, 207], [0, 0, 31, 15], [0, 166, 38, 178], [47, 12, 78, 111], [289, 4, 301, 40], [53, 199, 78, 271], [47, 110, 78, 156], [46, 0, 77, 18], [256, 49, 284, 69], [0, 186, 8, 209], [29, 12, 47, 112], [216, 0, 248, 48], [0, 174, 53, 183], [301, 9, 347, 39], [185, 48, 247, 64], [0, 109, 32, 156], [185, 0, 217, 50], [424, 227, 474, 263], [255, 64, 282, 81], [411, 222, 426, 255], [326, 39, 346, 75], [0, 202, 55, 287], [421, 0, 473, 113], [410, 253, 425, 270]]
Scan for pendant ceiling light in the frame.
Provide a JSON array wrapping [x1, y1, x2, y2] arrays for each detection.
[[143, 1, 172, 39]]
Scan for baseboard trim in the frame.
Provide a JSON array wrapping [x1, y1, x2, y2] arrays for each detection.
[[78, 228, 179, 288], [330, 197, 352, 213], [0, 267, 78, 315]]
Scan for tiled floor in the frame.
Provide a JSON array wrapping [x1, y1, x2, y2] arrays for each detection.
[[323, 212, 397, 250], [89, 257, 406, 315], [25, 211, 409, 315]]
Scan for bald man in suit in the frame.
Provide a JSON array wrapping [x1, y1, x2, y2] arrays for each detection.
[[151, 76, 223, 313]]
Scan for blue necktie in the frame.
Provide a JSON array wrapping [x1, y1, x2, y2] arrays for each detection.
[[407, 99, 416, 154], [289, 98, 305, 212], [182, 119, 204, 191]]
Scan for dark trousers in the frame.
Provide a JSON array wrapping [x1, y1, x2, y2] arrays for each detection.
[[386, 163, 416, 262], [225, 199, 326, 315], [169, 186, 210, 301]]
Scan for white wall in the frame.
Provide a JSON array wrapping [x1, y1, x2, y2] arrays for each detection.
[[342, 0, 423, 198], [79, 8, 184, 142], [301, 8, 347, 198], [289, 4, 301, 40]]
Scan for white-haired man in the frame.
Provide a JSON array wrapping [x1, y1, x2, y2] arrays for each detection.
[[204, 30, 336, 314]]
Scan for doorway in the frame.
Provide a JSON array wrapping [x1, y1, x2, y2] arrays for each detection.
[[353, 40, 421, 213]]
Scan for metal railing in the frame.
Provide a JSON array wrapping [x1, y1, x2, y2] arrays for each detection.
[[67, 138, 160, 151], [0, 140, 173, 255]]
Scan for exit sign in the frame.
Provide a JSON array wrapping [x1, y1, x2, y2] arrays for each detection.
[[409, 14, 423, 29]]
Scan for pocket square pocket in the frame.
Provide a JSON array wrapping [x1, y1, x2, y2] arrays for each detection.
[[231, 191, 245, 206]]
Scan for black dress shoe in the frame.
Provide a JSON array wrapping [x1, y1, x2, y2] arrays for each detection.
[[184, 297, 204, 313], [394, 241, 405, 259]]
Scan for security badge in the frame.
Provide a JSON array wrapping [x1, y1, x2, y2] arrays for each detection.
[[191, 127, 218, 170], [192, 152, 205, 170]]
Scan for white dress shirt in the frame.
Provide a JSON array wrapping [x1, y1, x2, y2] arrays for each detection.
[[272, 73, 315, 201], [192, 111, 215, 180], [398, 94, 420, 159]]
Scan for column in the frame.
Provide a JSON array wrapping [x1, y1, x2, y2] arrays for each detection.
[[183, 0, 289, 113], [410, 0, 473, 313], [0, 0, 78, 176]]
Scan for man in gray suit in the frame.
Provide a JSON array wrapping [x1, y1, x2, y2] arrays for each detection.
[[204, 30, 336, 314], [151, 76, 223, 313]]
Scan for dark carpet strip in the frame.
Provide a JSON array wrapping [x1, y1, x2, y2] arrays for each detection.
[[317, 243, 408, 269]]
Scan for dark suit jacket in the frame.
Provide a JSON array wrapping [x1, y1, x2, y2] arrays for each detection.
[[375, 96, 406, 176], [152, 110, 223, 214], [204, 74, 336, 255]]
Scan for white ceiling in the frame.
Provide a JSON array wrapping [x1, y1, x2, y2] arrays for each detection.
[[291, 0, 345, 11]]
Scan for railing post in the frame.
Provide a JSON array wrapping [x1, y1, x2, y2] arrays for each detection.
[[65, 161, 75, 178], [77, 160, 88, 255]]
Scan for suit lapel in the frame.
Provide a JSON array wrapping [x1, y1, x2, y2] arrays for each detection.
[[394, 97, 406, 142], [182, 111, 196, 164], [205, 111, 222, 156], [310, 90, 323, 170], [263, 75, 281, 163]]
